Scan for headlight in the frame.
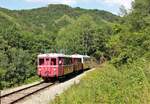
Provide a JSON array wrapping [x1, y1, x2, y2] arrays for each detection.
[[38, 68, 41, 71]]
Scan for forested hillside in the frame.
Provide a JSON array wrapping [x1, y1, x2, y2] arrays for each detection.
[[0, 4, 120, 89]]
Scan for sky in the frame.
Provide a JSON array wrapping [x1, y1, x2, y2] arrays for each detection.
[[0, 0, 134, 15]]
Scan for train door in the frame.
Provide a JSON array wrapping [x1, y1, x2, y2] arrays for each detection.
[[50, 57, 58, 77], [72, 58, 75, 72], [45, 57, 50, 75], [58, 57, 63, 76]]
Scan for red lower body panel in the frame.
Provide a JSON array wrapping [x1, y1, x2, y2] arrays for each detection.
[[38, 66, 58, 77]]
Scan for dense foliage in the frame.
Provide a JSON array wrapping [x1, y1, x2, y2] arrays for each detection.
[[108, 0, 150, 67]]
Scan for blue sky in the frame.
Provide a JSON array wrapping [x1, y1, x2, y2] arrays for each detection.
[[0, 0, 133, 15]]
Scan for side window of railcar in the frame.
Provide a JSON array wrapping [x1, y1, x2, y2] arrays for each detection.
[[74, 58, 77, 64], [77, 58, 81, 63], [64, 58, 72, 65], [64, 58, 69, 65], [63, 58, 66, 65], [51, 58, 56, 65], [39, 58, 44, 65]]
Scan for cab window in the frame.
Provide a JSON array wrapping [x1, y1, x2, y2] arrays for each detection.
[[39, 58, 44, 65], [51, 58, 56, 65], [45, 58, 49, 65]]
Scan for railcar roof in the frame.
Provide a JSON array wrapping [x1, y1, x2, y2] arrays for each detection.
[[71, 54, 90, 58], [38, 53, 71, 58]]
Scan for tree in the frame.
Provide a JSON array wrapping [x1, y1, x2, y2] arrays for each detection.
[[56, 14, 97, 55]]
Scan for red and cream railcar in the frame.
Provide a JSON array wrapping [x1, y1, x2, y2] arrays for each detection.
[[37, 53, 90, 81], [72, 54, 91, 70], [37, 53, 74, 81], [72, 55, 83, 72]]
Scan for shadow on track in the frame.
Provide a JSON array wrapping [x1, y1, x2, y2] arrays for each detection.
[[58, 68, 91, 83]]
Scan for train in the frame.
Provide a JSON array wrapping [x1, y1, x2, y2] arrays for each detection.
[[37, 53, 91, 81]]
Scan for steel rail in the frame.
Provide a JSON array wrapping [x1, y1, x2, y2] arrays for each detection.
[[0, 81, 44, 98], [0, 82, 55, 104]]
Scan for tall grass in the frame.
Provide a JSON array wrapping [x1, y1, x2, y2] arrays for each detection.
[[51, 60, 150, 104]]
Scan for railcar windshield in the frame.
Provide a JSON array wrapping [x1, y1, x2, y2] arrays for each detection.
[[39, 58, 44, 65], [45, 58, 49, 65], [51, 58, 56, 65]]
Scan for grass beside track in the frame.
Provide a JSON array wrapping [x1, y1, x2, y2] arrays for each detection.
[[1, 75, 42, 90], [51, 61, 150, 104]]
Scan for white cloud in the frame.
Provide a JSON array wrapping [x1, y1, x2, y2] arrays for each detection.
[[103, 0, 134, 9], [26, 0, 76, 5]]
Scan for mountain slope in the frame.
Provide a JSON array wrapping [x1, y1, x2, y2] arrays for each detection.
[[0, 4, 120, 34]]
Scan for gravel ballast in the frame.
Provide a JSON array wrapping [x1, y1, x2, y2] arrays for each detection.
[[1, 81, 43, 96]]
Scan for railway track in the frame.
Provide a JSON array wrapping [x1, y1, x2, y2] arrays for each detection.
[[0, 82, 55, 104]]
